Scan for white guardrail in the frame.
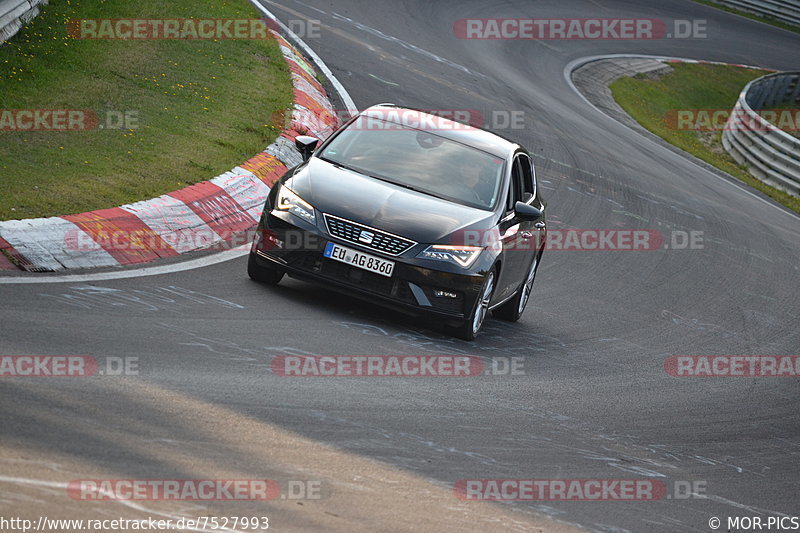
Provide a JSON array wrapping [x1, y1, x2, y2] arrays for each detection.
[[722, 71, 800, 197], [709, 0, 800, 26], [0, 0, 46, 44]]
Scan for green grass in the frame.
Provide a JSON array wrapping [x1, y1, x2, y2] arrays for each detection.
[[0, 0, 294, 220], [610, 63, 800, 214], [691, 0, 800, 36]]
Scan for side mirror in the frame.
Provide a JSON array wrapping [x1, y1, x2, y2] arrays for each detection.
[[514, 201, 543, 221], [295, 135, 320, 161]]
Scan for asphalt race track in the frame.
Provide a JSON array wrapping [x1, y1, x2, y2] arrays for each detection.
[[1, 1, 799, 531]]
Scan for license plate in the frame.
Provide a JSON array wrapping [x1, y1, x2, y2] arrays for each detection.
[[324, 242, 395, 277]]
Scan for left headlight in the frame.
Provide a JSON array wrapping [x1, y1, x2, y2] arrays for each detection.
[[417, 245, 483, 268], [275, 185, 316, 224]]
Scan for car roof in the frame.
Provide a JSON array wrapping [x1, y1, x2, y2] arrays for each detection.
[[359, 104, 519, 159]]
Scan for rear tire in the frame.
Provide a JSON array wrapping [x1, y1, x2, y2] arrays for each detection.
[[248, 253, 284, 285], [452, 270, 496, 341], [493, 254, 540, 322]]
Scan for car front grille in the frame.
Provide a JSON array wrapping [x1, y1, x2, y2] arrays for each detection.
[[323, 214, 416, 256]]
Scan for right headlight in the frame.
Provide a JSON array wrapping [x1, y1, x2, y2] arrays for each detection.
[[274, 185, 316, 224]]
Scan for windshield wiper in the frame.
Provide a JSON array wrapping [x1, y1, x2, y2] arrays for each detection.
[[319, 156, 358, 173]]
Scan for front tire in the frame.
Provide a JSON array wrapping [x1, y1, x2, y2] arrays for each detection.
[[452, 270, 496, 341], [493, 253, 540, 322], [248, 253, 284, 285]]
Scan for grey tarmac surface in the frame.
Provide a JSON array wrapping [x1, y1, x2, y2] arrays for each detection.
[[1, 1, 799, 532]]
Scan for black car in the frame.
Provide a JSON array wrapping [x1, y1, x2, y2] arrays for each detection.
[[248, 104, 546, 340]]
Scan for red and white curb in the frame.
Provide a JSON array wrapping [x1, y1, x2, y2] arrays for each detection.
[[0, 30, 339, 272]]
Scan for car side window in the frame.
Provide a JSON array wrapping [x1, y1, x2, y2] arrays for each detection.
[[518, 154, 535, 201], [506, 155, 524, 213]]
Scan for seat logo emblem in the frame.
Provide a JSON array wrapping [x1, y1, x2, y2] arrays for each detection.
[[358, 231, 374, 244]]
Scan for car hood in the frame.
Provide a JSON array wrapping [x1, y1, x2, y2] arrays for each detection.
[[284, 158, 496, 244]]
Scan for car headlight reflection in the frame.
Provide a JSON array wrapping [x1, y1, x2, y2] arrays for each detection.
[[275, 185, 316, 224], [417, 245, 483, 268]]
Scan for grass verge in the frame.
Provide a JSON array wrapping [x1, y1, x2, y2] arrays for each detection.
[[0, 0, 294, 220], [609, 63, 800, 214]]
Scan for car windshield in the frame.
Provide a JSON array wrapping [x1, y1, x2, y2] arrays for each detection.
[[318, 116, 505, 210]]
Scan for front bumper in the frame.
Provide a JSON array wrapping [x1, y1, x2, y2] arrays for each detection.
[[251, 211, 486, 320]]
